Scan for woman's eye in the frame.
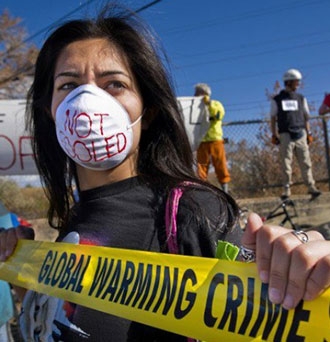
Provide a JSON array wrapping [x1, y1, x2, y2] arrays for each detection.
[[107, 81, 125, 90], [104, 81, 126, 96], [58, 82, 78, 90]]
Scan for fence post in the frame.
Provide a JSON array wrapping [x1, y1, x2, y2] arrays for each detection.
[[322, 116, 330, 190]]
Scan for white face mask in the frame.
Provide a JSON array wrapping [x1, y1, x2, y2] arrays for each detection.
[[55, 84, 142, 170]]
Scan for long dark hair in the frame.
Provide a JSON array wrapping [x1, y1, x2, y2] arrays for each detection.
[[27, 4, 239, 231]]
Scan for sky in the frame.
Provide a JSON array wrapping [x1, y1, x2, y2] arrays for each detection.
[[2, 0, 330, 123]]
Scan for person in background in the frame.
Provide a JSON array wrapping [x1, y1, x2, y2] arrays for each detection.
[[0, 5, 329, 341], [0, 280, 14, 342], [195, 83, 231, 193], [0, 204, 28, 342], [270, 68, 321, 199], [318, 92, 330, 115]]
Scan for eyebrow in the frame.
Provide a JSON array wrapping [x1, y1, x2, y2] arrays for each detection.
[[54, 70, 131, 80]]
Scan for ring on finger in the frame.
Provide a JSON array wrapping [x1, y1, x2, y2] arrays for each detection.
[[291, 230, 309, 244], [238, 208, 249, 230], [240, 246, 256, 263]]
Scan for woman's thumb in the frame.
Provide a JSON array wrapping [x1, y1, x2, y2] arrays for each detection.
[[241, 212, 263, 250]]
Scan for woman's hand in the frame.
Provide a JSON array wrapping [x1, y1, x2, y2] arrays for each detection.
[[0, 226, 35, 262], [241, 213, 330, 310]]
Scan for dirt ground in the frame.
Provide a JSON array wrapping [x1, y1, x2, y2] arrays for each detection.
[[30, 218, 58, 242], [239, 191, 330, 229]]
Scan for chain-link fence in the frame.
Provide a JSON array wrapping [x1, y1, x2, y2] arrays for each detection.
[[1, 115, 329, 216]]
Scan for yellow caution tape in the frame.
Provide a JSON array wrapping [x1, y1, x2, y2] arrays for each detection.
[[0, 240, 329, 342]]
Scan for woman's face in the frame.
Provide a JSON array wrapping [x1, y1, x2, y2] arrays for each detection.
[[51, 38, 144, 181], [51, 38, 143, 118]]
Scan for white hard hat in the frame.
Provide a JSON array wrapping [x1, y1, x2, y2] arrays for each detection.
[[283, 69, 302, 81]]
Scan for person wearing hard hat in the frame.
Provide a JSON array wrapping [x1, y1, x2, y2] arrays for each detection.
[[270, 69, 321, 199], [194, 83, 231, 193]]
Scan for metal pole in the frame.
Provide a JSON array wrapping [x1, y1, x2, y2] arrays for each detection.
[[322, 116, 330, 190]]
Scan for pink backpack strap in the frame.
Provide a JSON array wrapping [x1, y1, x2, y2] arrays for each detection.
[[165, 181, 197, 253], [165, 186, 183, 254], [165, 182, 198, 342]]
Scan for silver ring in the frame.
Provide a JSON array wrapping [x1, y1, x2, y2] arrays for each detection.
[[291, 230, 309, 244], [240, 246, 256, 263], [238, 208, 249, 230]]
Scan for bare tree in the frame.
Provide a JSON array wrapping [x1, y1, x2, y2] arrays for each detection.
[[0, 9, 38, 99], [265, 80, 281, 101]]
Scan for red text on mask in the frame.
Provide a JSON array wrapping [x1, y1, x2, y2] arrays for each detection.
[[59, 110, 128, 162]]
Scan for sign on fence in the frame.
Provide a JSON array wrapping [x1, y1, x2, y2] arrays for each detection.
[[0, 100, 36, 175], [177, 96, 209, 151]]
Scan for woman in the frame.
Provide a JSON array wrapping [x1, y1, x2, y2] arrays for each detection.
[[0, 4, 329, 341]]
